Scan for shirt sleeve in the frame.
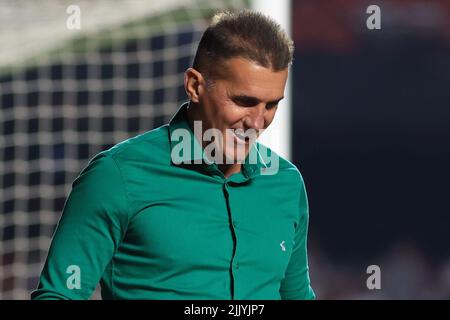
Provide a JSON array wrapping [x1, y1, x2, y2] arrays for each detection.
[[279, 174, 315, 300], [31, 153, 130, 300]]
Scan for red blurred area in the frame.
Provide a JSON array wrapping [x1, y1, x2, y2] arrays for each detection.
[[293, 0, 450, 53]]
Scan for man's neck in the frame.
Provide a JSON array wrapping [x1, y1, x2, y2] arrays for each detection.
[[218, 163, 242, 179]]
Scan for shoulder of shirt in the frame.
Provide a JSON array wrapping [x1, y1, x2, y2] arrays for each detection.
[[95, 124, 170, 161], [255, 142, 306, 186]]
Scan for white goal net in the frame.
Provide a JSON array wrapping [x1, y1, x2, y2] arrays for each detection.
[[0, 0, 249, 299]]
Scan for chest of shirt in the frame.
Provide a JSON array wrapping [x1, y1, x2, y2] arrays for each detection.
[[116, 168, 300, 277]]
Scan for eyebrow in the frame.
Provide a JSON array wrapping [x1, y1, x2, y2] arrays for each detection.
[[231, 95, 284, 106]]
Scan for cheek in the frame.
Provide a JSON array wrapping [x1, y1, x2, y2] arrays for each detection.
[[219, 103, 246, 126], [203, 95, 240, 126]]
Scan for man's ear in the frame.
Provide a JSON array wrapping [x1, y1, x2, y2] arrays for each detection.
[[184, 68, 205, 103]]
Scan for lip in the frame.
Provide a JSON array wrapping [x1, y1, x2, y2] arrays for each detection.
[[233, 132, 249, 145]]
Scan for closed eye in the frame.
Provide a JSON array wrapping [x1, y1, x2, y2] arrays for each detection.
[[232, 96, 259, 108], [266, 102, 279, 110], [231, 95, 284, 109], [267, 97, 283, 109]]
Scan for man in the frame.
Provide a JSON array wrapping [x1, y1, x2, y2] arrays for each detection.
[[31, 10, 315, 300]]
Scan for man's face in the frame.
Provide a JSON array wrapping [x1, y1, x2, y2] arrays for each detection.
[[193, 57, 288, 163]]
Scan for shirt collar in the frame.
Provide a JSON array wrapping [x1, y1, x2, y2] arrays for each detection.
[[168, 102, 268, 181]]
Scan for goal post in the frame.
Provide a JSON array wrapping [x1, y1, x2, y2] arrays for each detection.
[[250, 0, 292, 160]]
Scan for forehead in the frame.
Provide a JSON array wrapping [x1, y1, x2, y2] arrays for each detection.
[[217, 58, 288, 99]]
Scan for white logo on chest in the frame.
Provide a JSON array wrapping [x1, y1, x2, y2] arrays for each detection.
[[280, 240, 286, 252]]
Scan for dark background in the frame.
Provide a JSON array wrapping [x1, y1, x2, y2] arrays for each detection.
[[292, 0, 450, 271]]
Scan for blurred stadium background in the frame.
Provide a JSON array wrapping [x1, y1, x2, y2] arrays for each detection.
[[1, 0, 449, 299]]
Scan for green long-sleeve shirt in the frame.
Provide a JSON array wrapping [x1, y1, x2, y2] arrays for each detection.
[[31, 103, 315, 300]]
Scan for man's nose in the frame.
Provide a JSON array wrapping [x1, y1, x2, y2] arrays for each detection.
[[244, 105, 266, 131]]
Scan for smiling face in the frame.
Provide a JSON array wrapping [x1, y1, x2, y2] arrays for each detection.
[[185, 57, 288, 167]]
